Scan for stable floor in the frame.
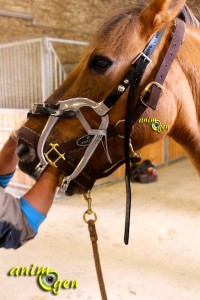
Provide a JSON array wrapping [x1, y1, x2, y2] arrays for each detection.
[[0, 158, 200, 300]]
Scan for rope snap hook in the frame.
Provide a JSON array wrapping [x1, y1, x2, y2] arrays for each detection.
[[83, 191, 97, 224]]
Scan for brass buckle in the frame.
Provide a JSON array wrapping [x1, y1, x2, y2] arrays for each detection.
[[44, 143, 65, 168], [140, 81, 164, 107]]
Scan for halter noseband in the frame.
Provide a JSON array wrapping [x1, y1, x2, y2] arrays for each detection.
[[21, 18, 186, 244], [34, 98, 111, 192]]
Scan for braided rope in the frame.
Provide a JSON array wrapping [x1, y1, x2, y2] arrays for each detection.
[[88, 220, 108, 300]]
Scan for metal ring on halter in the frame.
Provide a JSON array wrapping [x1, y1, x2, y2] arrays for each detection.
[[115, 119, 125, 138], [115, 119, 135, 139]]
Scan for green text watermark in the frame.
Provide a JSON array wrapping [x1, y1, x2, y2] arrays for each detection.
[[138, 117, 169, 133], [8, 264, 78, 295]]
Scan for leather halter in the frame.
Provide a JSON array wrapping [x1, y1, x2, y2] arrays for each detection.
[[19, 18, 186, 244]]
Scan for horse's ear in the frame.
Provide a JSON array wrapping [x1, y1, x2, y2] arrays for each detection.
[[140, 0, 186, 33]]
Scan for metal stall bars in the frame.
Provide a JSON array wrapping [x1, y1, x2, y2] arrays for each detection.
[[0, 37, 87, 194], [0, 37, 88, 108]]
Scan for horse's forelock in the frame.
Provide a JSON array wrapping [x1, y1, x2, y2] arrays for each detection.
[[93, 1, 148, 48], [93, 1, 199, 48]]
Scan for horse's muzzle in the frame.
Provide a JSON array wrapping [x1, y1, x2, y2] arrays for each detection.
[[17, 141, 91, 195]]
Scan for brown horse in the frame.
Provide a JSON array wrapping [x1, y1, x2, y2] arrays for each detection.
[[17, 0, 200, 197]]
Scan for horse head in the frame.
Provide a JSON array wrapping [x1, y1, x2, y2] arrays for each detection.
[[18, 0, 199, 196]]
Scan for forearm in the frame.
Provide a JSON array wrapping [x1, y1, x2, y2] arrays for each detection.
[[0, 166, 59, 249], [0, 135, 18, 175], [22, 166, 59, 215]]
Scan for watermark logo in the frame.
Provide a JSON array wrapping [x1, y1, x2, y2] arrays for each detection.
[[7, 264, 78, 295], [138, 117, 169, 133]]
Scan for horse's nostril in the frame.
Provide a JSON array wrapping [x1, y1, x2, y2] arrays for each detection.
[[17, 143, 36, 162], [17, 143, 29, 157]]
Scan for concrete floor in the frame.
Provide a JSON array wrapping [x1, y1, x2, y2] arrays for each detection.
[[0, 158, 200, 300]]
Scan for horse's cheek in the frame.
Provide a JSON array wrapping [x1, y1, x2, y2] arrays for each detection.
[[132, 123, 167, 149]]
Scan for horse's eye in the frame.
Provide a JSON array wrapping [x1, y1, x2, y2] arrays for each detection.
[[89, 56, 113, 73]]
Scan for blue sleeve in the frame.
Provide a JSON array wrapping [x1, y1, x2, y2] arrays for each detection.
[[20, 197, 46, 235], [0, 172, 15, 187]]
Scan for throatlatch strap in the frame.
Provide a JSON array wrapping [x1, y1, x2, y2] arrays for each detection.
[[123, 28, 166, 245], [103, 29, 166, 110]]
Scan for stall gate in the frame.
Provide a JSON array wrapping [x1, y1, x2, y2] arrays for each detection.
[[0, 37, 88, 108], [0, 37, 87, 195]]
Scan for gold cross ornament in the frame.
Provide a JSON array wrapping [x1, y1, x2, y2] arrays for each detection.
[[44, 143, 65, 168]]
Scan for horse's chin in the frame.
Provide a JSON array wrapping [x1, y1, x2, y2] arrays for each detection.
[[57, 172, 89, 196], [18, 160, 40, 179], [65, 181, 89, 196]]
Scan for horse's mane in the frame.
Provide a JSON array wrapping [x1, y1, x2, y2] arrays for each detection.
[[179, 5, 200, 28]]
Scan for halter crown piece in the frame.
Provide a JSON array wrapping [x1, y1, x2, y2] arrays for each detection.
[[26, 18, 186, 245]]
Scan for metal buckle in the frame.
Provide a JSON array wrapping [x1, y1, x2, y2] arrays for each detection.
[[141, 52, 152, 63], [44, 143, 65, 168], [140, 81, 164, 107], [32, 103, 40, 113], [132, 52, 152, 65], [50, 110, 62, 117]]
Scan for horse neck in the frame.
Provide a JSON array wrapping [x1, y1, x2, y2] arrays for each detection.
[[169, 25, 200, 175], [178, 26, 200, 119]]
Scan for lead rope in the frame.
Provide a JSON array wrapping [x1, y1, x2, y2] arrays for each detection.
[[83, 192, 108, 300]]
